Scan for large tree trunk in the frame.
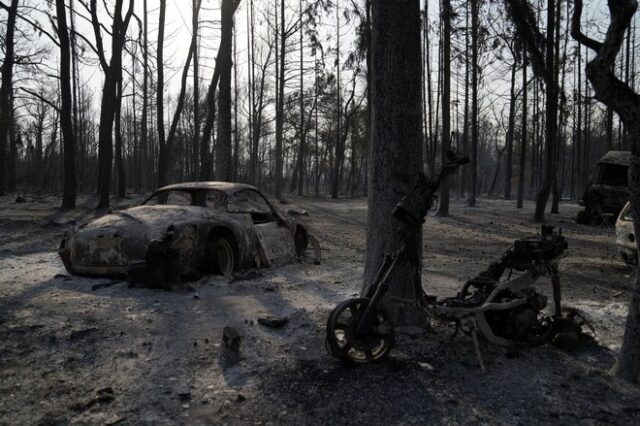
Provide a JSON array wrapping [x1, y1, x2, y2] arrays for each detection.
[[165, 1, 200, 180], [215, 0, 236, 181], [331, 4, 342, 199], [156, 0, 168, 187], [517, 53, 528, 209], [572, 0, 640, 383], [115, 76, 126, 197], [93, 0, 134, 208], [437, 0, 451, 216], [469, 0, 479, 206], [141, 0, 149, 190], [0, 0, 18, 195], [274, 0, 285, 199], [199, 0, 241, 181], [363, 0, 424, 325], [533, 0, 557, 222], [504, 61, 517, 200], [193, 0, 200, 180], [296, 0, 305, 196]]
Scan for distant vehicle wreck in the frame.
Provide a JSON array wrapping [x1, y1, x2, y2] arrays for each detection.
[[58, 182, 321, 285], [615, 202, 637, 265], [577, 150, 630, 225]]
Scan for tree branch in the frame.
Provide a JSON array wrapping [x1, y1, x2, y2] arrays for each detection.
[[89, 0, 108, 71], [0, 3, 60, 46], [20, 87, 61, 113], [571, 0, 604, 52]]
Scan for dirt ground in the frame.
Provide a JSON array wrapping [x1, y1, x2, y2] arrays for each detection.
[[1, 193, 640, 425]]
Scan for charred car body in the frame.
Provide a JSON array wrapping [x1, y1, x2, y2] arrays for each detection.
[[59, 182, 319, 283], [577, 151, 630, 225]]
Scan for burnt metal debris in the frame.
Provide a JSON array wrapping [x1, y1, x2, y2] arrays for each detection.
[[58, 182, 321, 287], [221, 326, 242, 366], [326, 157, 591, 369]]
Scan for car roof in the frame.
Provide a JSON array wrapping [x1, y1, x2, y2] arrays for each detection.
[[155, 181, 259, 194], [598, 151, 631, 166]]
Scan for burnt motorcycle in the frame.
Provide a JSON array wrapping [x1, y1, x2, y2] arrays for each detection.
[[325, 157, 591, 368]]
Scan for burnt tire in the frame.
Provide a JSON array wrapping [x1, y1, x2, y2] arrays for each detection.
[[207, 236, 236, 277], [325, 297, 394, 365], [294, 228, 308, 257]]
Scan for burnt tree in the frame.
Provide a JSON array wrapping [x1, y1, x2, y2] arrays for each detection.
[[156, 0, 167, 187], [215, 0, 237, 181], [363, 0, 424, 325], [56, 0, 76, 208], [437, 0, 451, 216], [89, 0, 134, 208], [572, 0, 640, 384], [199, 0, 241, 180], [0, 0, 18, 195]]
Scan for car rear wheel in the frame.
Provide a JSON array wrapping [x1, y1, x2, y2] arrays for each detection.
[[215, 238, 235, 276], [207, 236, 235, 277]]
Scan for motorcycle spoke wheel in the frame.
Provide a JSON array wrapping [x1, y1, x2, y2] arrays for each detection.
[[325, 298, 394, 365]]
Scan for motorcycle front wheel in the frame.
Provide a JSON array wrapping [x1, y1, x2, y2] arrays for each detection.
[[325, 297, 394, 365]]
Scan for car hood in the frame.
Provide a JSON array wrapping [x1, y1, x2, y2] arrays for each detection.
[[77, 205, 215, 239]]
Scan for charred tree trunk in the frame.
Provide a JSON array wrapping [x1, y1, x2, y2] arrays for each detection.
[[200, 0, 241, 181], [215, 0, 236, 181], [296, 0, 305, 196], [115, 76, 125, 197], [469, 0, 479, 206], [274, 0, 285, 199], [517, 53, 528, 208], [193, 0, 200, 179], [166, 1, 201, 180], [363, 0, 424, 325], [141, 0, 149, 190], [437, 0, 451, 216], [156, 0, 168, 187], [56, 0, 76, 207], [92, 0, 134, 208], [572, 0, 640, 383], [533, 0, 557, 222], [504, 61, 517, 200], [0, 0, 18, 195]]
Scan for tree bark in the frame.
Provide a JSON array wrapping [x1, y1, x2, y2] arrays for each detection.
[[363, 0, 424, 325]]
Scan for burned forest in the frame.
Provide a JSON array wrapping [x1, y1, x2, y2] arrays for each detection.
[[3, 0, 640, 424]]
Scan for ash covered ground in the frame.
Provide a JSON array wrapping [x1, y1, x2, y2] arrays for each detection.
[[1, 194, 639, 425]]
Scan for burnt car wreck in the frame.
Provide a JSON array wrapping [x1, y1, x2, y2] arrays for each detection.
[[577, 150, 630, 225], [59, 182, 321, 286]]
